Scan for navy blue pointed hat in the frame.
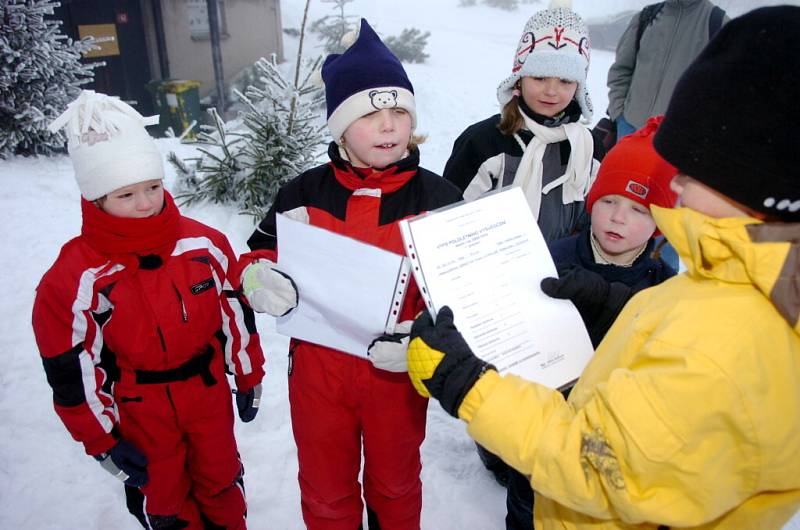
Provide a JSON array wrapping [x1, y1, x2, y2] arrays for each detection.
[[321, 19, 417, 142]]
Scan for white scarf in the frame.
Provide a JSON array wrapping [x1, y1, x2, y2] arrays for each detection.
[[511, 109, 595, 220]]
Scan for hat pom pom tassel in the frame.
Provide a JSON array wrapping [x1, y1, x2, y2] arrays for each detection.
[[340, 27, 359, 49], [309, 67, 324, 88]]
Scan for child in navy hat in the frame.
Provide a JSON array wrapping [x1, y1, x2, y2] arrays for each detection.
[[239, 19, 461, 530]]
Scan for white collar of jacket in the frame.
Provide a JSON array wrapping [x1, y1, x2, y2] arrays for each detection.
[[653, 205, 800, 331]]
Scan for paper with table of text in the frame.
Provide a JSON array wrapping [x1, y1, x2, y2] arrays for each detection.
[[399, 187, 593, 389]]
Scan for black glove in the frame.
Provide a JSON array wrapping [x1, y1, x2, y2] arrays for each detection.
[[235, 383, 262, 423], [94, 439, 148, 488], [408, 306, 495, 418], [540, 267, 633, 347]]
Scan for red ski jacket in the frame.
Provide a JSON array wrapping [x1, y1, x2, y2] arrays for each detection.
[[33, 194, 264, 455], [242, 144, 463, 323]]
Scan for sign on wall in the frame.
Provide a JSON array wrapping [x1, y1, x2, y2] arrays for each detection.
[[78, 23, 120, 58], [186, 0, 228, 40]]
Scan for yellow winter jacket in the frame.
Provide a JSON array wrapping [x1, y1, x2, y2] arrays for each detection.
[[459, 206, 800, 529]]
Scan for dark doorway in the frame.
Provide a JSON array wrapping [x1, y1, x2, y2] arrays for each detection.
[[53, 0, 154, 115]]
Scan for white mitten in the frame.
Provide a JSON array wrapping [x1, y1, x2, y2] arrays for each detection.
[[367, 320, 413, 372], [242, 260, 298, 317]]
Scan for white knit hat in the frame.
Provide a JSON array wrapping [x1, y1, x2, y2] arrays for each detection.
[[497, 0, 593, 121], [48, 90, 164, 200]]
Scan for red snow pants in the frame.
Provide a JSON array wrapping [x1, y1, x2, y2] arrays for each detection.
[[116, 352, 246, 530], [288, 343, 428, 530]]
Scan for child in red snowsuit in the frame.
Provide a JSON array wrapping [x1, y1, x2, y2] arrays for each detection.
[[33, 91, 265, 530], [239, 19, 462, 530]]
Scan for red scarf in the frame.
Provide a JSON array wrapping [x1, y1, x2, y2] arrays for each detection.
[[333, 163, 416, 194], [81, 191, 181, 270]]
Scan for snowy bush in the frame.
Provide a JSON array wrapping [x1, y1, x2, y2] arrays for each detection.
[[384, 28, 431, 64], [483, 0, 519, 10], [0, 0, 98, 158], [311, 0, 430, 65], [170, 54, 326, 220]]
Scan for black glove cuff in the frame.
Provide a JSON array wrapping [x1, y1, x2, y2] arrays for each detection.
[[440, 359, 495, 418], [588, 282, 633, 347], [273, 268, 300, 316]]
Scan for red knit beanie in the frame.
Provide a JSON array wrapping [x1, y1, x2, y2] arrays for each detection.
[[586, 116, 677, 213]]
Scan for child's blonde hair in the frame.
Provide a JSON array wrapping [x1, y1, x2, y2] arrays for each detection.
[[408, 134, 427, 151]]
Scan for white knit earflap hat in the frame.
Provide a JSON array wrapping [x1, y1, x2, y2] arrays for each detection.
[[48, 90, 164, 200], [497, 0, 593, 121]]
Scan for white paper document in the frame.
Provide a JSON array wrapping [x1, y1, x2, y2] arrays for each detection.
[[399, 187, 593, 389], [275, 214, 411, 358]]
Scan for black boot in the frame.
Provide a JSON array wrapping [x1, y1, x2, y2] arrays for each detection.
[[367, 505, 381, 530]]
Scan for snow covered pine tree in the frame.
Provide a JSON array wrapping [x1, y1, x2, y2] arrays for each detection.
[[0, 0, 97, 158], [170, 54, 326, 219]]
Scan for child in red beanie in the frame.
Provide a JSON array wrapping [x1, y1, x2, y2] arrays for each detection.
[[505, 116, 677, 530], [548, 115, 677, 346]]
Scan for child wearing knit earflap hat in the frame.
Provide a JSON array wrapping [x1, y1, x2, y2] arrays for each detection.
[[33, 90, 265, 529], [238, 19, 461, 529], [408, 6, 800, 530], [443, 0, 606, 243], [441, 0, 606, 501]]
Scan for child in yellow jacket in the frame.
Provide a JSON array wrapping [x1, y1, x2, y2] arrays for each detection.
[[408, 6, 800, 529]]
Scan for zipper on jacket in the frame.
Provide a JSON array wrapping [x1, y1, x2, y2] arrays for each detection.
[[156, 326, 167, 352], [173, 285, 188, 322], [650, 3, 682, 112]]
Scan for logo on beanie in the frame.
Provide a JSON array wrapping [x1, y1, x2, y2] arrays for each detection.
[[578, 36, 590, 60], [80, 130, 110, 146], [513, 26, 590, 71], [549, 27, 567, 50], [513, 32, 535, 73], [369, 90, 399, 110], [626, 180, 649, 199], [763, 197, 800, 214]]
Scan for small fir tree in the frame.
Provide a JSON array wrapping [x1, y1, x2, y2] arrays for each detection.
[[309, 0, 357, 55], [0, 0, 98, 158], [311, 1, 430, 64], [170, 0, 326, 220], [384, 28, 431, 64]]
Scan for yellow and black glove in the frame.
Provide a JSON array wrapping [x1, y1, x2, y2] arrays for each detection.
[[408, 306, 495, 418]]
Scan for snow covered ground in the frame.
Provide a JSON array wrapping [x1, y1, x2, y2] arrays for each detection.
[[2, 1, 799, 529]]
